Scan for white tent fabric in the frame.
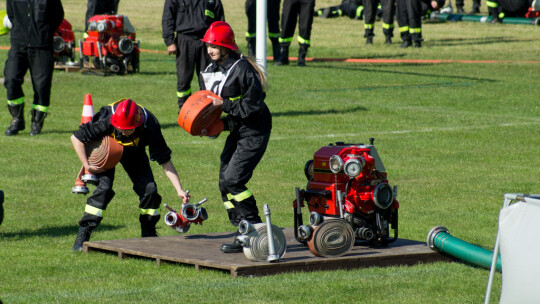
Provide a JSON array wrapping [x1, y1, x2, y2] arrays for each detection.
[[498, 198, 540, 303]]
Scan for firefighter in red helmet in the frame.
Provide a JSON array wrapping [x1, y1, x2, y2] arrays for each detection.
[[200, 21, 272, 253], [71, 99, 190, 251]]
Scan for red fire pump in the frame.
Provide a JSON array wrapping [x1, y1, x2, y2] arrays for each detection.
[[53, 19, 76, 65], [79, 14, 140, 75], [293, 138, 399, 257]]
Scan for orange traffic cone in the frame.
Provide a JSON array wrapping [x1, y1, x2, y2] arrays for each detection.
[[80, 94, 94, 124]]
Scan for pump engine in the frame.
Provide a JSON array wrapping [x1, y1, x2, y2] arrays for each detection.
[[79, 14, 140, 75], [53, 19, 76, 65], [293, 138, 399, 257]]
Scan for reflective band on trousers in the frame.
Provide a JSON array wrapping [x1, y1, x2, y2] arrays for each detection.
[[364, 23, 374, 29], [228, 190, 253, 202], [409, 28, 422, 34], [246, 32, 256, 38], [382, 23, 394, 29], [7, 96, 24, 106], [85, 205, 105, 217], [399, 26, 409, 32], [140, 208, 159, 216], [279, 37, 293, 43], [356, 6, 363, 17], [32, 104, 49, 113], [297, 36, 310, 45], [177, 88, 192, 98], [223, 201, 235, 209], [486, 0, 498, 7]]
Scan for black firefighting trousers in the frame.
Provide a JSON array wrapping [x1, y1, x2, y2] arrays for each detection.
[[280, 0, 316, 45], [396, 0, 423, 42], [175, 35, 210, 108], [4, 45, 55, 107], [246, 0, 281, 36], [219, 131, 271, 226], [77, 147, 162, 233], [364, 0, 395, 38]]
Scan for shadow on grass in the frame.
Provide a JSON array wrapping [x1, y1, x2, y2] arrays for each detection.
[[272, 105, 368, 117], [0, 224, 123, 239], [303, 64, 498, 83], [428, 36, 536, 47]]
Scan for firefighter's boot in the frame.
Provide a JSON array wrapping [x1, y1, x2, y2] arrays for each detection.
[[270, 37, 281, 62], [30, 109, 47, 136], [73, 226, 92, 251], [178, 95, 190, 111], [140, 214, 159, 237], [246, 37, 256, 58], [275, 44, 289, 66], [5, 103, 25, 136], [298, 43, 309, 67]]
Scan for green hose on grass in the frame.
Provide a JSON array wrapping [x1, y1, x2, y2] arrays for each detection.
[[427, 226, 501, 272]]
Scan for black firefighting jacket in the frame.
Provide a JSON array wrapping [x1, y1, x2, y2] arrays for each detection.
[[201, 52, 272, 136], [162, 0, 225, 45], [7, 0, 64, 47], [73, 103, 172, 165]]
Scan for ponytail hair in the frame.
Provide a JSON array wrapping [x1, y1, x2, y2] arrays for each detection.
[[237, 51, 268, 91]]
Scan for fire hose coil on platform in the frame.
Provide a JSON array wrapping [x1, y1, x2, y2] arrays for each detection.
[[177, 90, 224, 136], [308, 219, 355, 258], [85, 136, 123, 169], [242, 223, 287, 262]]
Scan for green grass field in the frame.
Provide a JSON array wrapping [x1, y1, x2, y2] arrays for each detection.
[[1, 0, 539, 302]]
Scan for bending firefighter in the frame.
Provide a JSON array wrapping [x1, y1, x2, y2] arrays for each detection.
[[200, 21, 272, 253], [71, 99, 190, 251], [314, 0, 365, 19]]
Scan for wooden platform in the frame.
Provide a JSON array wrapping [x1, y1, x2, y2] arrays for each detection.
[[54, 63, 80, 72], [83, 228, 451, 277]]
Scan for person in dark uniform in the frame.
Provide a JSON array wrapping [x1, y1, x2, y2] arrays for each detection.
[[396, 0, 439, 48], [487, 0, 531, 22], [364, 0, 395, 44], [245, 0, 282, 61], [71, 99, 190, 251], [162, 0, 225, 110], [314, 0, 365, 19], [85, 0, 120, 32], [3, 0, 64, 136], [275, 0, 316, 66], [199, 21, 272, 253], [456, 0, 481, 14]]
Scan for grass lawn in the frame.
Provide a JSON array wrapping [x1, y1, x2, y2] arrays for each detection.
[[0, 0, 539, 302]]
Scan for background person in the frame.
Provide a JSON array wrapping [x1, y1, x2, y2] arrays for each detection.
[[275, 0, 316, 66], [200, 21, 272, 253], [162, 0, 225, 111], [3, 0, 64, 136], [71, 99, 190, 251], [245, 0, 282, 62]]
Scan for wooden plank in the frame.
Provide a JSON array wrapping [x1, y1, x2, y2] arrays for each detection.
[[83, 228, 451, 277]]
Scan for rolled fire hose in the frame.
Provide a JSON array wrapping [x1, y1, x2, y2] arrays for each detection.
[[427, 226, 501, 271], [85, 135, 123, 169], [308, 218, 355, 258], [237, 222, 287, 262], [430, 13, 540, 25], [177, 90, 224, 136]]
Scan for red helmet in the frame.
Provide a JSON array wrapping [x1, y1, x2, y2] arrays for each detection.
[[110, 99, 144, 130], [201, 21, 238, 50]]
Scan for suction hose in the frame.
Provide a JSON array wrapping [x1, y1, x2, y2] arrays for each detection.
[[430, 13, 540, 25], [427, 226, 501, 272]]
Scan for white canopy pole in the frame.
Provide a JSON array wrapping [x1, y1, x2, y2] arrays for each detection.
[[255, 0, 267, 70]]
